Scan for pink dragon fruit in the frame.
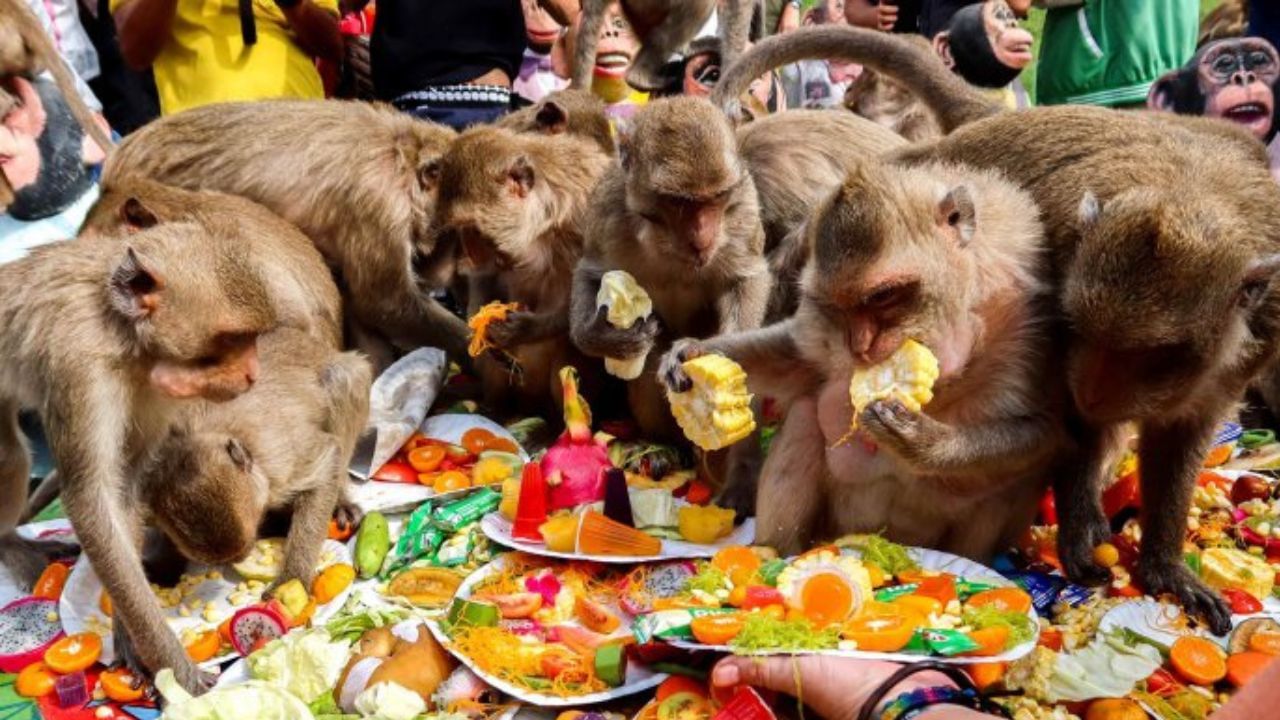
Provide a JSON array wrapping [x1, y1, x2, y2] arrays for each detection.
[[542, 367, 613, 511], [228, 605, 288, 656], [0, 596, 65, 672]]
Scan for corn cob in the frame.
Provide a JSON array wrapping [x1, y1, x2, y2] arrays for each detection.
[[668, 354, 756, 451], [848, 339, 940, 429], [596, 270, 653, 379]]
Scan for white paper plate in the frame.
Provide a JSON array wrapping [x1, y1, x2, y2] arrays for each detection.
[[61, 539, 355, 667], [480, 512, 756, 564], [664, 546, 1039, 665], [425, 555, 667, 706], [1099, 598, 1280, 650]]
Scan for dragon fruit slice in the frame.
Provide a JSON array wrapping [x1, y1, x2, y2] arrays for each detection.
[[228, 605, 288, 656], [542, 367, 613, 511], [619, 561, 696, 616], [0, 596, 66, 672]]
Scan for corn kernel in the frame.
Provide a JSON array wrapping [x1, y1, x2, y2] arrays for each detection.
[[668, 354, 756, 450], [848, 339, 939, 428]]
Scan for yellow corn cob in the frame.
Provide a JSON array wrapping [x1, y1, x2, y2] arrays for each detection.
[[848, 339, 940, 429], [596, 270, 653, 380], [1200, 547, 1275, 602], [668, 354, 756, 451]]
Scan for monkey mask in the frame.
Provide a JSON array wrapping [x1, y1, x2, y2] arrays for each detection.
[[556, 1, 641, 105], [933, 0, 1033, 89], [0, 75, 101, 220], [1149, 37, 1280, 144]]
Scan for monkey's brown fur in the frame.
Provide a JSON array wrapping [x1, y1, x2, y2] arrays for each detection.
[[496, 89, 616, 156], [570, 97, 770, 511], [103, 100, 464, 369], [715, 25, 1280, 632], [0, 224, 277, 693], [81, 179, 344, 349], [430, 125, 615, 417], [661, 159, 1058, 559], [845, 68, 942, 143], [0, 0, 115, 207], [571, 0, 753, 92]]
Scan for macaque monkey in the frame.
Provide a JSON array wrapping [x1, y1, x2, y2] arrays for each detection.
[[102, 100, 464, 369], [497, 89, 617, 155], [714, 25, 1280, 632], [845, 67, 942, 142], [571, 0, 755, 92], [569, 96, 770, 511], [81, 179, 344, 348], [0, 224, 277, 693], [428, 126, 615, 416], [0, 0, 114, 208], [661, 159, 1059, 560]]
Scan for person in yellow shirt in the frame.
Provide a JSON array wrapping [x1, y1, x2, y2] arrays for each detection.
[[111, 0, 342, 115]]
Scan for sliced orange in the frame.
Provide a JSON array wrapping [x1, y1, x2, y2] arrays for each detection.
[[800, 572, 855, 627], [485, 436, 520, 454], [893, 593, 943, 617], [434, 470, 472, 493], [185, 629, 222, 663], [408, 445, 447, 473], [461, 428, 497, 457], [965, 626, 1012, 657], [712, 546, 761, 586], [32, 563, 69, 601], [44, 632, 103, 673], [1250, 630, 1280, 656], [842, 607, 921, 652], [966, 588, 1033, 615], [690, 613, 746, 646], [15, 662, 56, 698], [99, 667, 147, 702], [99, 591, 113, 617], [1170, 636, 1228, 686]]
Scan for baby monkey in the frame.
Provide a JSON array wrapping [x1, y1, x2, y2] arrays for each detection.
[[661, 159, 1061, 559]]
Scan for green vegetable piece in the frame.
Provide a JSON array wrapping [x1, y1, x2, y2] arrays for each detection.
[[354, 511, 391, 579], [757, 558, 787, 587], [446, 598, 499, 630], [594, 644, 628, 687]]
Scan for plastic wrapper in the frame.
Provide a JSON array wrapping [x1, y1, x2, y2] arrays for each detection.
[[350, 348, 448, 478]]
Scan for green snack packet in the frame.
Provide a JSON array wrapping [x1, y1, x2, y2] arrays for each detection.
[[631, 608, 737, 644], [918, 628, 981, 656], [874, 583, 919, 602], [432, 487, 501, 531], [433, 526, 475, 567], [901, 629, 932, 655], [956, 578, 1000, 600], [757, 558, 788, 587]]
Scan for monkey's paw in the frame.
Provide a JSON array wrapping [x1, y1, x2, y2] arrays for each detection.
[[168, 659, 219, 698], [658, 339, 708, 394], [1056, 513, 1112, 586], [579, 307, 661, 360], [332, 501, 363, 535], [485, 311, 537, 350], [1137, 562, 1233, 636], [858, 400, 946, 465]]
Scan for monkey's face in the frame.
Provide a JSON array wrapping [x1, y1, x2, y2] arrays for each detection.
[[1200, 39, 1278, 141], [109, 226, 275, 402], [1063, 191, 1271, 422]]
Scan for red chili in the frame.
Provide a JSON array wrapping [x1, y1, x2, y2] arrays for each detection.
[[1039, 490, 1058, 526], [1221, 588, 1264, 615]]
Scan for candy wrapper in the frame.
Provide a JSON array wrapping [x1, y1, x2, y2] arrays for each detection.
[[631, 608, 745, 644], [1006, 571, 1094, 616], [350, 348, 448, 478]]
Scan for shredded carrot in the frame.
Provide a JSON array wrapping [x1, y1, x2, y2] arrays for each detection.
[[468, 301, 523, 358], [449, 621, 608, 697]]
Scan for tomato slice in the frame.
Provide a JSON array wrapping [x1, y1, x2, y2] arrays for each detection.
[[44, 632, 103, 674], [372, 459, 418, 484], [690, 613, 746, 646], [1221, 588, 1264, 615], [741, 586, 785, 610], [100, 667, 148, 702]]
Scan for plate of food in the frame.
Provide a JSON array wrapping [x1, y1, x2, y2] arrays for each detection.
[[425, 553, 666, 706], [632, 536, 1040, 665], [60, 538, 356, 667]]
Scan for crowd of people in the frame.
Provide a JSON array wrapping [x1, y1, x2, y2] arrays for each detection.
[[7, 1, 1280, 719]]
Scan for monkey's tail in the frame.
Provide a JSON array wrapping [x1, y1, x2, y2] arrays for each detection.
[[711, 25, 1000, 133]]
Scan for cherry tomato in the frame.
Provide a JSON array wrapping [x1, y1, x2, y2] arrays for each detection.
[[372, 459, 418, 484], [1102, 472, 1140, 517], [461, 428, 497, 456], [684, 481, 713, 506], [741, 586, 785, 610], [1221, 588, 1264, 615], [1146, 668, 1182, 696]]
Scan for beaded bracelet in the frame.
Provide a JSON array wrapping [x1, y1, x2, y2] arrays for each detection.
[[854, 661, 1011, 720]]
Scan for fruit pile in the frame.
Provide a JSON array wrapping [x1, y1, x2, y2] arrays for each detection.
[[371, 427, 522, 492]]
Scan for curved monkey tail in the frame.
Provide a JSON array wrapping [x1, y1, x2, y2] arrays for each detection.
[[711, 25, 1000, 133]]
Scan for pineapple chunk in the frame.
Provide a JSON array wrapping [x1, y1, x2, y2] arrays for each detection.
[[668, 354, 756, 451], [848, 339, 939, 429], [1200, 547, 1275, 602], [596, 270, 653, 380]]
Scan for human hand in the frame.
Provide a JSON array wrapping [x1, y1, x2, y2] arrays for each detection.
[[877, 1, 898, 30], [711, 655, 958, 720]]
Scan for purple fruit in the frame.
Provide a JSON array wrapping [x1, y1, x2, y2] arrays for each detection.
[[0, 596, 65, 672], [603, 468, 635, 527], [228, 605, 287, 656]]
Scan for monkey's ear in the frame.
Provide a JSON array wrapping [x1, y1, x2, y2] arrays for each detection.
[[1078, 192, 1102, 229], [120, 197, 160, 230], [1147, 72, 1179, 112], [937, 185, 976, 247], [534, 100, 570, 134], [225, 438, 253, 471], [418, 159, 442, 193], [932, 32, 955, 70], [506, 156, 535, 198], [1239, 254, 1280, 309], [108, 248, 163, 320]]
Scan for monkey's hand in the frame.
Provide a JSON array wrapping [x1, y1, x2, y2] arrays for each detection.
[[332, 499, 363, 535], [485, 311, 543, 350], [114, 622, 216, 696], [858, 399, 950, 469], [1136, 561, 1233, 636], [658, 339, 710, 394], [1056, 510, 1113, 586], [575, 307, 661, 361]]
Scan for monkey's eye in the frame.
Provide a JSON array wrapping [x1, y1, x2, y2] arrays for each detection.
[[863, 282, 917, 310], [1213, 54, 1241, 76], [1247, 51, 1274, 71]]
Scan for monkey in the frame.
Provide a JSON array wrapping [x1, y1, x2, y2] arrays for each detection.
[[428, 125, 616, 418], [0, 0, 115, 207], [712, 25, 1280, 633], [102, 99, 465, 370], [1148, 37, 1280, 145], [80, 179, 344, 349], [0, 222, 278, 693], [569, 96, 770, 513], [844, 66, 943, 143], [496, 89, 617, 156], [659, 158, 1059, 560], [571, 0, 755, 92]]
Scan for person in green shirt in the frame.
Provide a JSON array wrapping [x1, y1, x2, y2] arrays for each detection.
[[1035, 0, 1199, 108]]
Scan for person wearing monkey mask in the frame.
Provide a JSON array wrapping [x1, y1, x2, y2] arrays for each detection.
[[931, 0, 1032, 96]]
